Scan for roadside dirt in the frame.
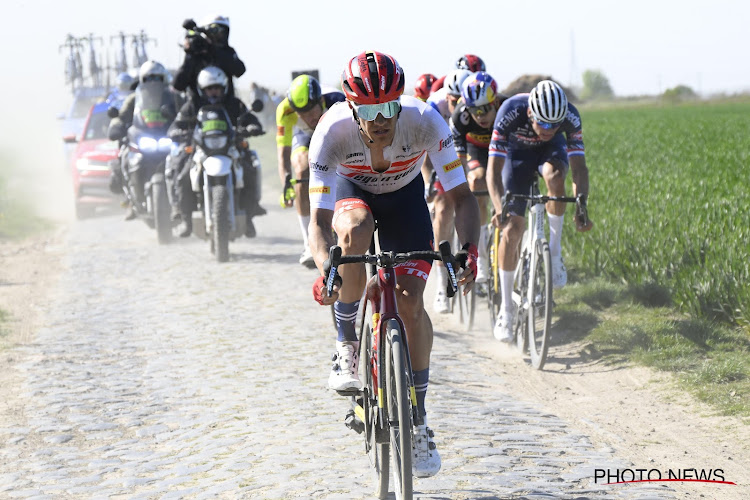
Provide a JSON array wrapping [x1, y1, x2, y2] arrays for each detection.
[[1, 229, 748, 498]]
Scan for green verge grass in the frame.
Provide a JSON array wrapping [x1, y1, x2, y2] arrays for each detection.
[[555, 100, 750, 418]]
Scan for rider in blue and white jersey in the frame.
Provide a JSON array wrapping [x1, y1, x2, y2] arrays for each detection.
[[487, 80, 593, 342]]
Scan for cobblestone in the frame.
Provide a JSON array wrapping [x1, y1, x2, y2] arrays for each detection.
[[0, 205, 678, 499]]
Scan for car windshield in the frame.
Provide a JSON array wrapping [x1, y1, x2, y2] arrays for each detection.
[[83, 110, 111, 141]]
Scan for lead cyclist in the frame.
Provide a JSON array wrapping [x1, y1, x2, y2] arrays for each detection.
[[307, 50, 480, 478]]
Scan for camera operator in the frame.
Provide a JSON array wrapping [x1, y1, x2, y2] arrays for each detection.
[[173, 15, 245, 101]]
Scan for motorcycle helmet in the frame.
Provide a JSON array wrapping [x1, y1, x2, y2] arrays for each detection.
[[197, 66, 228, 104], [528, 80, 568, 124], [201, 15, 230, 45], [115, 72, 136, 92], [138, 60, 168, 84], [444, 69, 472, 97], [287, 74, 322, 113], [456, 54, 486, 72], [414, 73, 437, 101], [341, 50, 404, 105]]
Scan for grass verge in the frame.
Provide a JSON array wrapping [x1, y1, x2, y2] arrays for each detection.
[[554, 277, 750, 419]]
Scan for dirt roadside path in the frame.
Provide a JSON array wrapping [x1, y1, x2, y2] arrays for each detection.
[[1, 227, 748, 498]]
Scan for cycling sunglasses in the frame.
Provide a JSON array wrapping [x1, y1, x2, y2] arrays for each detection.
[[142, 75, 164, 83], [467, 103, 494, 116], [207, 23, 229, 34], [531, 113, 562, 129], [353, 100, 401, 121]]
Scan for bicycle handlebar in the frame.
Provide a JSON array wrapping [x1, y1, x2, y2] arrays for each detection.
[[326, 240, 464, 298], [500, 192, 589, 227]]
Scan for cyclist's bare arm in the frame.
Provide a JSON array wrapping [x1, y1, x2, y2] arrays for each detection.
[[309, 207, 339, 304], [569, 155, 593, 232], [486, 155, 507, 227], [277, 144, 292, 184], [445, 182, 480, 288]]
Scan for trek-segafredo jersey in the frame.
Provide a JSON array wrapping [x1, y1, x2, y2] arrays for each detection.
[[308, 95, 466, 211], [489, 94, 585, 158]]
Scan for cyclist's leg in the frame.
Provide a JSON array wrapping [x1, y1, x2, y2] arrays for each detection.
[[291, 128, 313, 263], [327, 181, 375, 392], [466, 145, 490, 282], [540, 137, 570, 287], [430, 180, 454, 313]]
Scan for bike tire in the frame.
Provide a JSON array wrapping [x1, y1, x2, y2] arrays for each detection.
[[514, 244, 530, 353], [385, 319, 413, 499], [528, 239, 552, 369], [361, 323, 389, 499], [487, 225, 502, 334], [153, 181, 173, 245], [211, 183, 230, 263]]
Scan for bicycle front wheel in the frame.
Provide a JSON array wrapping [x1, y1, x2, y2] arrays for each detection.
[[528, 239, 552, 369], [361, 324, 389, 499], [385, 319, 413, 499], [487, 225, 502, 333]]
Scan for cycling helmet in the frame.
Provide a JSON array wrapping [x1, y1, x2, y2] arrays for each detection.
[[456, 54, 486, 72], [341, 50, 404, 105], [445, 69, 472, 97], [287, 74, 322, 113], [528, 80, 568, 124], [414, 73, 437, 100], [138, 60, 168, 84], [460, 72, 498, 108], [115, 72, 135, 92]]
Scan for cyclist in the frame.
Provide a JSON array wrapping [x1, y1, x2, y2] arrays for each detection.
[[167, 66, 265, 237], [414, 73, 437, 101], [308, 51, 480, 478], [276, 74, 345, 267], [429, 54, 486, 95], [487, 80, 593, 342], [173, 15, 245, 100], [429, 72, 507, 312]]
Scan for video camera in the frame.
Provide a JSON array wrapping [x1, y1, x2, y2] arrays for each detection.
[[182, 19, 210, 54]]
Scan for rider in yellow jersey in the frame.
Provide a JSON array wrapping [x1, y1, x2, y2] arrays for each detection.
[[276, 74, 345, 267]]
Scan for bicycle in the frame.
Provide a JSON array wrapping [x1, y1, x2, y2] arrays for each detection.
[[326, 240, 463, 500], [496, 174, 587, 369]]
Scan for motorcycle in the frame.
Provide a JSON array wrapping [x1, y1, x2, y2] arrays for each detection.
[[188, 104, 262, 262], [107, 83, 176, 244]]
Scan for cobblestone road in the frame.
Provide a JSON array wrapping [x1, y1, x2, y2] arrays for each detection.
[[0, 202, 678, 499]]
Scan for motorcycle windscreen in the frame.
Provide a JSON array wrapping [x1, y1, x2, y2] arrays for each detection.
[[134, 82, 168, 129], [202, 155, 233, 177]]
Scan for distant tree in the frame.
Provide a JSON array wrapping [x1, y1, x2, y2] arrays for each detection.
[[580, 69, 614, 100], [662, 85, 698, 103], [501, 74, 577, 102]]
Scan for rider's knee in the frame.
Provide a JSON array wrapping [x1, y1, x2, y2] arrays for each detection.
[[335, 214, 374, 252]]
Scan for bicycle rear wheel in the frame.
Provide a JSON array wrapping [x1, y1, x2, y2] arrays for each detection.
[[385, 319, 413, 499], [528, 239, 552, 369]]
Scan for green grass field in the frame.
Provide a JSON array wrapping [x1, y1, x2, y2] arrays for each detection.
[[555, 100, 750, 417], [567, 100, 750, 327]]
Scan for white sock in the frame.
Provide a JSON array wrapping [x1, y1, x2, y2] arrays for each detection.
[[547, 213, 564, 257], [500, 270, 515, 316], [478, 225, 488, 261], [433, 262, 446, 287], [299, 215, 311, 248]]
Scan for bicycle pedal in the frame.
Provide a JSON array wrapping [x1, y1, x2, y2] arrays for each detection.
[[335, 388, 360, 397], [344, 409, 364, 434]]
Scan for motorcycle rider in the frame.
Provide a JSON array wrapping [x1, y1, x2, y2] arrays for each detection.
[[173, 15, 245, 101], [108, 60, 178, 220], [167, 65, 265, 238]]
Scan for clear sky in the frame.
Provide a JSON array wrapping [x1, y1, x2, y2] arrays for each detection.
[[4, 0, 748, 100]]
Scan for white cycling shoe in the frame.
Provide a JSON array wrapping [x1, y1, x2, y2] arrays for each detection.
[[551, 254, 567, 289], [328, 341, 362, 392], [412, 420, 441, 478], [493, 310, 514, 343], [433, 290, 450, 314]]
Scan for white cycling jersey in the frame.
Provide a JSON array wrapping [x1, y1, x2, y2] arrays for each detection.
[[308, 95, 466, 211], [426, 86, 451, 122]]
